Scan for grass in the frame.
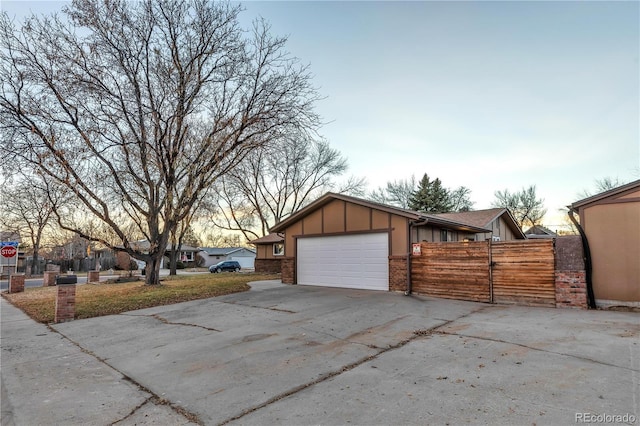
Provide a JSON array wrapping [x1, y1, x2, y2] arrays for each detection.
[[2, 273, 279, 323]]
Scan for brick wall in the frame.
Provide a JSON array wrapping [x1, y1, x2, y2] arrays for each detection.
[[255, 258, 282, 274], [43, 271, 57, 287], [55, 284, 76, 323], [389, 256, 408, 292], [281, 257, 295, 284], [554, 236, 587, 309], [555, 271, 588, 309], [9, 274, 25, 293]]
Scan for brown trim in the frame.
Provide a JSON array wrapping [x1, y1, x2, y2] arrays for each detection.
[[292, 229, 390, 239], [321, 206, 324, 234], [343, 200, 347, 233], [571, 179, 640, 209], [581, 197, 640, 208], [388, 255, 409, 259], [369, 209, 373, 230]]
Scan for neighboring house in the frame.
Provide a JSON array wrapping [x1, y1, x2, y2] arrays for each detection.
[[524, 225, 558, 239], [269, 192, 524, 292], [569, 179, 640, 307], [431, 208, 525, 242], [249, 233, 285, 274], [129, 240, 201, 268], [199, 247, 256, 269]]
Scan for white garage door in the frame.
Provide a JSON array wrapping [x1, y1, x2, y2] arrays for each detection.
[[230, 256, 255, 269], [297, 233, 389, 291]]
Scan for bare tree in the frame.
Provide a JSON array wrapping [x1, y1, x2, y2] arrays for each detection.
[[0, 0, 320, 284], [369, 176, 416, 209], [0, 173, 66, 274], [492, 185, 547, 230], [369, 175, 473, 212], [210, 136, 365, 240]]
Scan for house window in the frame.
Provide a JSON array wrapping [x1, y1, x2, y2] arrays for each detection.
[[440, 230, 453, 242], [181, 251, 194, 262], [273, 243, 284, 256]]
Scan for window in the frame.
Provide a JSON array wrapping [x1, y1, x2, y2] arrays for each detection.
[[181, 251, 194, 261], [273, 243, 284, 256], [440, 230, 455, 242]]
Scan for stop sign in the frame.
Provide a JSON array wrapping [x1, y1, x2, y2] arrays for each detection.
[[1, 246, 17, 258]]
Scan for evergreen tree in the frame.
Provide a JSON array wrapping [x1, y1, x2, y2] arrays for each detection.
[[408, 174, 453, 213]]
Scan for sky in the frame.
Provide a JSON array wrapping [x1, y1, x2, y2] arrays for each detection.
[[3, 1, 639, 231]]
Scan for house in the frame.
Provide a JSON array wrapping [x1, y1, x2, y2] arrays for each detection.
[[569, 179, 640, 307], [129, 240, 201, 268], [198, 247, 256, 269], [524, 225, 558, 239], [432, 208, 525, 242], [249, 233, 285, 273], [269, 192, 524, 292]]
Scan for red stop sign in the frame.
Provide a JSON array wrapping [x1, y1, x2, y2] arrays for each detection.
[[1, 246, 17, 258]]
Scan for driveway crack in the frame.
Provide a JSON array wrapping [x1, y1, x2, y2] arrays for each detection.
[[435, 330, 640, 372], [48, 325, 204, 425], [121, 313, 221, 332], [218, 305, 490, 425], [219, 300, 296, 314]]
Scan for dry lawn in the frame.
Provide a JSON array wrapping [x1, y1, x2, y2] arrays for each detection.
[[3, 273, 279, 323]]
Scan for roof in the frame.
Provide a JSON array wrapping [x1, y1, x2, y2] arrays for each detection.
[[129, 240, 200, 252], [248, 233, 284, 245], [524, 225, 557, 237], [270, 192, 493, 234], [435, 208, 526, 239], [199, 247, 255, 256], [435, 208, 506, 229], [570, 179, 640, 209]]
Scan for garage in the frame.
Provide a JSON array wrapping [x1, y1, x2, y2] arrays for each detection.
[[297, 233, 389, 291]]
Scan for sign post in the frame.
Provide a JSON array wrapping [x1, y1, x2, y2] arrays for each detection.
[[1, 241, 19, 277]]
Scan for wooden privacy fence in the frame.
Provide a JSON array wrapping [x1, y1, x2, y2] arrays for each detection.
[[411, 239, 556, 307]]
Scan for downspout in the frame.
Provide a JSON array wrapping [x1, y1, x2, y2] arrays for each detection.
[[568, 208, 596, 309]]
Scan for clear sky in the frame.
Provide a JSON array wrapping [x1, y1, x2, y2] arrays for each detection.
[[3, 1, 639, 230]]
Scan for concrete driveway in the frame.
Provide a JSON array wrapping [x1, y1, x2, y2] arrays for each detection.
[[8, 280, 640, 425]]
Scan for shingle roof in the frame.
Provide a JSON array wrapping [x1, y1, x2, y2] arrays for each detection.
[[434, 208, 506, 229], [199, 247, 255, 256], [270, 192, 493, 234], [248, 233, 284, 245]]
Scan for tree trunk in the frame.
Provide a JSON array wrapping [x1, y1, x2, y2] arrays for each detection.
[[169, 244, 178, 276], [32, 247, 40, 275], [144, 255, 163, 285]]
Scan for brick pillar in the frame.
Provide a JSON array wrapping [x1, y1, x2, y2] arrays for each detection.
[[55, 284, 76, 323], [43, 271, 58, 287], [555, 236, 588, 309], [555, 271, 587, 309], [9, 274, 25, 293], [87, 270, 100, 283], [281, 257, 295, 284], [389, 255, 408, 292]]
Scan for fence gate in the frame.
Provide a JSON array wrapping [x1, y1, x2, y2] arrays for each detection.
[[491, 240, 556, 307], [411, 241, 491, 303]]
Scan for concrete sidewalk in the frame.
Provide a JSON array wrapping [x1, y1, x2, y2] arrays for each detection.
[[0, 297, 195, 425], [2, 280, 639, 425]]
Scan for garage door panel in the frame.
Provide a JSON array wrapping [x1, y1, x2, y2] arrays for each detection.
[[297, 233, 389, 291]]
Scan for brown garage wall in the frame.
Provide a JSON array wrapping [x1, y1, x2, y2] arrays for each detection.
[[583, 200, 640, 303], [278, 197, 412, 286]]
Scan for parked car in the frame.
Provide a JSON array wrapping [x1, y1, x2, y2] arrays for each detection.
[[209, 260, 241, 273]]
